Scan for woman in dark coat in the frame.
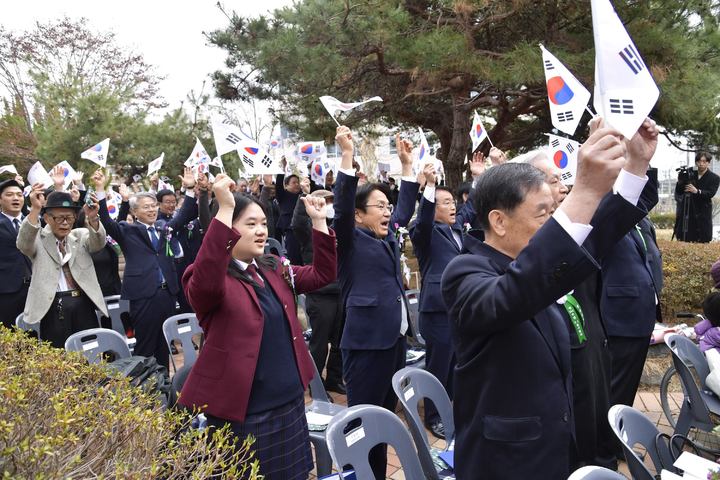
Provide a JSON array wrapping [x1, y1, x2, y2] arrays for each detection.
[[179, 174, 336, 479]]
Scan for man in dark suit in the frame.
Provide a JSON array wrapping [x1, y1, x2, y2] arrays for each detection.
[[408, 154, 483, 439], [441, 118, 658, 479], [333, 127, 419, 479], [0, 179, 32, 328], [93, 168, 198, 369], [275, 173, 302, 263]]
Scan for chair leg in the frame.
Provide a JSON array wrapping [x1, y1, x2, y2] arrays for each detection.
[[313, 439, 333, 477]]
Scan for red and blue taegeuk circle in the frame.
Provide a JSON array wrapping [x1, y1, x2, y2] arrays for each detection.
[[553, 150, 569, 169], [547, 76, 575, 105]]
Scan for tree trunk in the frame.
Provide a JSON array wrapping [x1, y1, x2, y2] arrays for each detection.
[[443, 95, 472, 190]]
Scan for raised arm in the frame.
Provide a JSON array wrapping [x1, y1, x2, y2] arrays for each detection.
[[197, 173, 212, 231], [409, 164, 437, 253], [292, 196, 336, 294], [183, 174, 235, 314], [168, 168, 198, 230], [332, 126, 357, 257], [390, 134, 420, 227], [92, 169, 124, 244], [16, 183, 45, 258], [83, 196, 107, 253]]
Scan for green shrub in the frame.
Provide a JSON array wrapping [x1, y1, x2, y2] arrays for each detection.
[[659, 239, 720, 322], [0, 328, 261, 479], [649, 212, 676, 230]]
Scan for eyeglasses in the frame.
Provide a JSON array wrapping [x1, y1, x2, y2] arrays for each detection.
[[48, 214, 76, 224], [161, 200, 177, 206], [137, 204, 158, 211], [438, 200, 457, 207], [366, 203, 394, 213]]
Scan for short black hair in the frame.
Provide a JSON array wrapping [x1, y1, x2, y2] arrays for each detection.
[[696, 151, 713, 163], [473, 163, 547, 231], [284, 174, 299, 186], [0, 179, 22, 195], [156, 189, 175, 203], [355, 182, 392, 211], [435, 186, 453, 197], [456, 182, 471, 201], [703, 291, 720, 327]]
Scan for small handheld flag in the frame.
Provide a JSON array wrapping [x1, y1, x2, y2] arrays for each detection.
[[81, 138, 110, 168], [310, 155, 335, 187], [319, 95, 383, 125], [469, 112, 491, 151], [147, 152, 164, 176], [546, 133, 580, 185], [540, 45, 592, 136], [0, 165, 18, 176], [591, 0, 659, 139], [297, 141, 326, 164], [211, 116, 246, 157], [27, 161, 53, 189]]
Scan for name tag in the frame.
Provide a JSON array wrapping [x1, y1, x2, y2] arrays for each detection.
[[178, 325, 192, 334], [345, 427, 365, 447], [82, 341, 99, 351]]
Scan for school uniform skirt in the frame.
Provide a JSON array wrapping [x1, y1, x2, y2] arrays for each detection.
[[205, 395, 313, 480]]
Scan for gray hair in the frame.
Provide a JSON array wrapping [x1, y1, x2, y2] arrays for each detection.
[[129, 192, 157, 211], [512, 149, 550, 167]]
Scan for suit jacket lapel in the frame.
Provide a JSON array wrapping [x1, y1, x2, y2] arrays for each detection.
[[41, 228, 62, 265], [134, 223, 156, 250], [437, 223, 461, 252], [0, 215, 16, 237]]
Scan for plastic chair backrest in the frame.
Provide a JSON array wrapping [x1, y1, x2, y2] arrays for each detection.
[[326, 405, 425, 480], [162, 314, 203, 370], [568, 466, 627, 480], [308, 350, 331, 403], [404, 289, 424, 347], [665, 334, 714, 430], [392, 367, 454, 479], [15, 313, 40, 339], [97, 295, 130, 337], [607, 404, 674, 480], [64, 328, 132, 364], [264, 237, 286, 257]]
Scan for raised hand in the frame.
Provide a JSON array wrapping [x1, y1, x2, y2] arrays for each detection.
[[249, 177, 261, 195], [470, 151, 486, 178], [29, 183, 46, 211], [73, 170, 85, 186], [14, 174, 24, 187], [92, 169, 106, 191], [197, 172, 209, 191], [302, 195, 329, 234], [69, 184, 81, 203], [51, 165, 65, 190], [624, 117, 658, 177], [335, 126, 354, 153], [119, 183, 131, 202], [488, 147, 507, 166], [212, 174, 236, 210], [396, 134, 414, 167], [422, 163, 436, 186], [300, 177, 311, 194], [179, 167, 196, 190], [83, 193, 99, 220]]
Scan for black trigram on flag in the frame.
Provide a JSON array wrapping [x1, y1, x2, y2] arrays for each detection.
[[544, 60, 554, 70], [561, 171, 573, 181], [566, 143, 575, 154], [242, 154, 254, 168], [557, 111, 574, 122], [226, 133, 242, 144], [609, 98, 634, 115], [551, 138, 560, 148], [261, 155, 272, 168], [618, 44, 645, 75]]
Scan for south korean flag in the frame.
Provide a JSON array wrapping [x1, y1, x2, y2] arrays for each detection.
[[547, 133, 580, 186], [591, 0, 659, 139]]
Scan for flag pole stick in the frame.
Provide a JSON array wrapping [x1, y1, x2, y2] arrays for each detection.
[[585, 105, 598, 118], [487, 137, 495, 149], [330, 114, 341, 127]]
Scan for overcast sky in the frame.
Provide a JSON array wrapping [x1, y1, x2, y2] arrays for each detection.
[[3, 0, 690, 178]]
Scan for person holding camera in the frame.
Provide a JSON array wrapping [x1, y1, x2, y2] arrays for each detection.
[[674, 152, 720, 243]]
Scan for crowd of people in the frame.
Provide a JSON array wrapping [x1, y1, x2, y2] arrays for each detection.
[[0, 116, 713, 479]]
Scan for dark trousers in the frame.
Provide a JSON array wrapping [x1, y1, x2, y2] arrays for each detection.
[[306, 292, 343, 386], [608, 335, 650, 454], [419, 313, 455, 426], [343, 338, 406, 480], [283, 230, 303, 265], [0, 284, 29, 328], [130, 287, 176, 369], [175, 260, 193, 314], [40, 292, 99, 348]]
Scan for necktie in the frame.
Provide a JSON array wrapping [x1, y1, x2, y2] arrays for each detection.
[[13, 218, 20, 232], [246, 264, 264, 287], [58, 241, 78, 290], [148, 226, 160, 250]]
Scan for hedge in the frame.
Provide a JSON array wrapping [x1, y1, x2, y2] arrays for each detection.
[[0, 328, 261, 479], [649, 212, 676, 230], [659, 239, 720, 322]]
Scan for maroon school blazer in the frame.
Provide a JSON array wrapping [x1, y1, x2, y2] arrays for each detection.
[[179, 218, 337, 422]]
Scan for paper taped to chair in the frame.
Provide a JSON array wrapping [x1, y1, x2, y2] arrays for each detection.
[[673, 451, 719, 478], [305, 411, 332, 426]]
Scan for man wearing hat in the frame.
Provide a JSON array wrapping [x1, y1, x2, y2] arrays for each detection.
[[0, 178, 32, 328], [16, 184, 108, 347], [291, 188, 345, 393]]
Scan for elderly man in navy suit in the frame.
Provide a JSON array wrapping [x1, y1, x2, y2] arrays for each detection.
[[441, 118, 659, 479], [409, 152, 484, 439], [333, 126, 419, 479], [0, 179, 32, 328], [93, 168, 198, 369]]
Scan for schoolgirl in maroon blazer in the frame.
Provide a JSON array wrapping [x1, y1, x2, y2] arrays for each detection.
[[180, 174, 336, 479]]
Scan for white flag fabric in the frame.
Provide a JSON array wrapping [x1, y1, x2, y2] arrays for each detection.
[[210, 156, 224, 169], [211, 116, 246, 157], [158, 178, 174, 192], [0, 165, 18, 175], [238, 137, 282, 174], [185, 137, 212, 168], [591, 0, 659, 139], [540, 45, 592, 136], [297, 141, 326, 164], [310, 155, 335, 187], [105, 189, 124, 220], [319, 95, 383, 117], [414, 127, 433, 176], [469, 112, 489, 151], [81, 138, 110, 168], [147, 152, 164, 176], [48, 161, 77, 189], [27, 161, 53, 189], [546, 134, 580, 185]]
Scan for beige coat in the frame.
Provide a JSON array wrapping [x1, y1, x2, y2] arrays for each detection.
[[17, 218, 109, 324]]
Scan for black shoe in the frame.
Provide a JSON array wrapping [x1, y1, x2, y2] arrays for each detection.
[[324, 381, 347, 395], [429, 420, 446, 440]]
